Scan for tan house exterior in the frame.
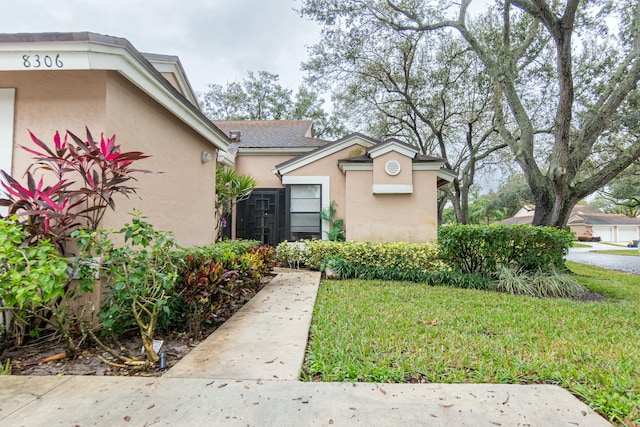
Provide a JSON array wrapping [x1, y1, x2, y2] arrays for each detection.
[[214, 121, 455, 244], [1, 33, 453, 247], [498, 205, 640, 242], [0, 32, 229, 247]]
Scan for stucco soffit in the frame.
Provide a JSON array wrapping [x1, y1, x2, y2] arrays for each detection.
[[276, 136, 375, 175], [414, 162, 447, 171], [436, 168, 456, 183], [0, 38, 228, 151], [338, 162, 373, 173]]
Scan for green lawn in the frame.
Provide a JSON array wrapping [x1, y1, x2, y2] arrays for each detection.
[[304, 262, 640, 424], [595, 249, 640, 257], [572, 242, 592, 248]]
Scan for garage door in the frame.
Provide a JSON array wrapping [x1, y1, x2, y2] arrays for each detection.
[[618, 226, 639, 242], [592, 226, 613, 241]]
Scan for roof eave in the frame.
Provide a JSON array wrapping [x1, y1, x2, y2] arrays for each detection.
[[0, 32, 229, 151]]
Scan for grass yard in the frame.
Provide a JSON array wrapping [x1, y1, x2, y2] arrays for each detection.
[[303, 262, 640, 424], [572, 242, 593, 248], [595, 249, 640, 257]]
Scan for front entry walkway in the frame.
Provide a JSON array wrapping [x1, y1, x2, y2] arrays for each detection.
[[0, 269, 611, 426]]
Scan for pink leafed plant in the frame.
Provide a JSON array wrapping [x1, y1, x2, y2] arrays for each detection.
[[1, 127, 153, 255]]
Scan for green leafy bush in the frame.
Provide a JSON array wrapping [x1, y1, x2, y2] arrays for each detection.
[[277, 240, 446, 274], [0, 217, 80, 349], [438, 225, 572, 276], [171, 241, 275, 338], [98, 213, 178, 363]]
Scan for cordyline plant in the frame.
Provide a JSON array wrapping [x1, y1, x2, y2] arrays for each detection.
[[0, 128, 152, 357], [0, 127, 152, 256]]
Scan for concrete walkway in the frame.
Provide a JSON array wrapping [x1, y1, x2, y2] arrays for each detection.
[[0, 268, 612, 426]]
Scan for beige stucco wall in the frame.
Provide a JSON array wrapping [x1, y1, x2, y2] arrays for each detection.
[[372, 152, 413, 186], [102, 72, 217, 247], [345, 169, 439, 242], [160, 72, 184, 96], [234, 154, 292, 188], [570, 225, 589, 239], [3, 69, 218, 247], [2, 70, 107, 177]]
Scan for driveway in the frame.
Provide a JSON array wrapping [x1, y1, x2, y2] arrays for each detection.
[[566, 245, 640, 275]]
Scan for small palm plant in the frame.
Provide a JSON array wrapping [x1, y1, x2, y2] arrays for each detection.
[[320, 200, 345, 241], [215, 167, 257, 239]]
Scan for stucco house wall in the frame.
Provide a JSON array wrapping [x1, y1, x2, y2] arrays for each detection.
[[0, 32, 229, 247], [344, 168, 439, 242], [3, 70, 107, 177], [233, 154, 292, 188], [284, 146, 359, 222], [102, 72, 218, 246]]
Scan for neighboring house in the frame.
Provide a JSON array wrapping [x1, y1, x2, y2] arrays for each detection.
[[215, 120, 455, 245], [498, 205, 640, 242], [0, 32, 229, 246]]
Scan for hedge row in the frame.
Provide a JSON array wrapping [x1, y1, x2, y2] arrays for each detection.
[[277, 225, 571, 283], [169, 240, 276, 338], [438, 225, 572, 276], [277, 240, 446, 273]]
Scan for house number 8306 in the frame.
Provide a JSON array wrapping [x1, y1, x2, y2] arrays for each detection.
[[22, 54, 64, 68]]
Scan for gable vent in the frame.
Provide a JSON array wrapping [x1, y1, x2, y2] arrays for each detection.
[[229, 130, 241, 142], [385, 159, 401, 176]]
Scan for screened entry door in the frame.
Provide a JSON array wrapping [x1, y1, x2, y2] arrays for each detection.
[[236, 189, 285, 246]]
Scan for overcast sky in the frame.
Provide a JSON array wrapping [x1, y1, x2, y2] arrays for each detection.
[[0, 0, 321, 95]]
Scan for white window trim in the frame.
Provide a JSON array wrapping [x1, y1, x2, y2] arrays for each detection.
[[0, 88, 15, 217], [282, 175, 330, 240]]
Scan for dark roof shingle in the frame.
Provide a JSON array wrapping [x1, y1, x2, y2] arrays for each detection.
[[213, 120, 328, 151]]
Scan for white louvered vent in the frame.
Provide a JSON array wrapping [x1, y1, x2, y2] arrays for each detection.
[[385, 159, 401, 176]]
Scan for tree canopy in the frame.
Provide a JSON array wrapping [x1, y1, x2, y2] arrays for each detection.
[[200, 70, 346, 139], [300, 0, 640, 227]]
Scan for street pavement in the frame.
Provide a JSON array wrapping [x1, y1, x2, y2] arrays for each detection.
[[566, 243, 640, 275]]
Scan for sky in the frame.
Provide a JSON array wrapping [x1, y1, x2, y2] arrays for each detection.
[[0, 0, 322, 95]]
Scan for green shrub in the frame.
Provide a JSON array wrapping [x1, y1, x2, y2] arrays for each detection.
[[438, 225, 572, 276], [171, 240, 275, 338], [277, 240, 446, 274], [0, 217, 73, 347], [99, 213, 178, 363]]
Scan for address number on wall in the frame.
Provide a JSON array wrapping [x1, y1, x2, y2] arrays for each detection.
[[22, 54, 64, 69]]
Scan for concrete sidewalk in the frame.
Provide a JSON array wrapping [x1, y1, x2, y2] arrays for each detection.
[[0, 268, 612, 426]]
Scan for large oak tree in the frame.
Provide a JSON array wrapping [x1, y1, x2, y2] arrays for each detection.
[[301, 0, 640, 226]]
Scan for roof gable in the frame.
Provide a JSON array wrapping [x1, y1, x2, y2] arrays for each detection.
[[368, 138, 419, 159], [275, 132, 378, 175], [0, 32, 229, 151], [143, 53, 198, 106]]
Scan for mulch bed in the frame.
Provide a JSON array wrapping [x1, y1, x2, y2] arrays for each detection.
[[1, 275, 274, 377]]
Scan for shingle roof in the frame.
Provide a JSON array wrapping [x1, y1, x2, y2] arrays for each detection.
[[213, 120, 328, 151], [496, 205, 640, 226], [569, 214, 640, 226]]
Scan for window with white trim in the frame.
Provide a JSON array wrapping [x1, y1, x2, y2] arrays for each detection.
[[288, 184, 321, 240]]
